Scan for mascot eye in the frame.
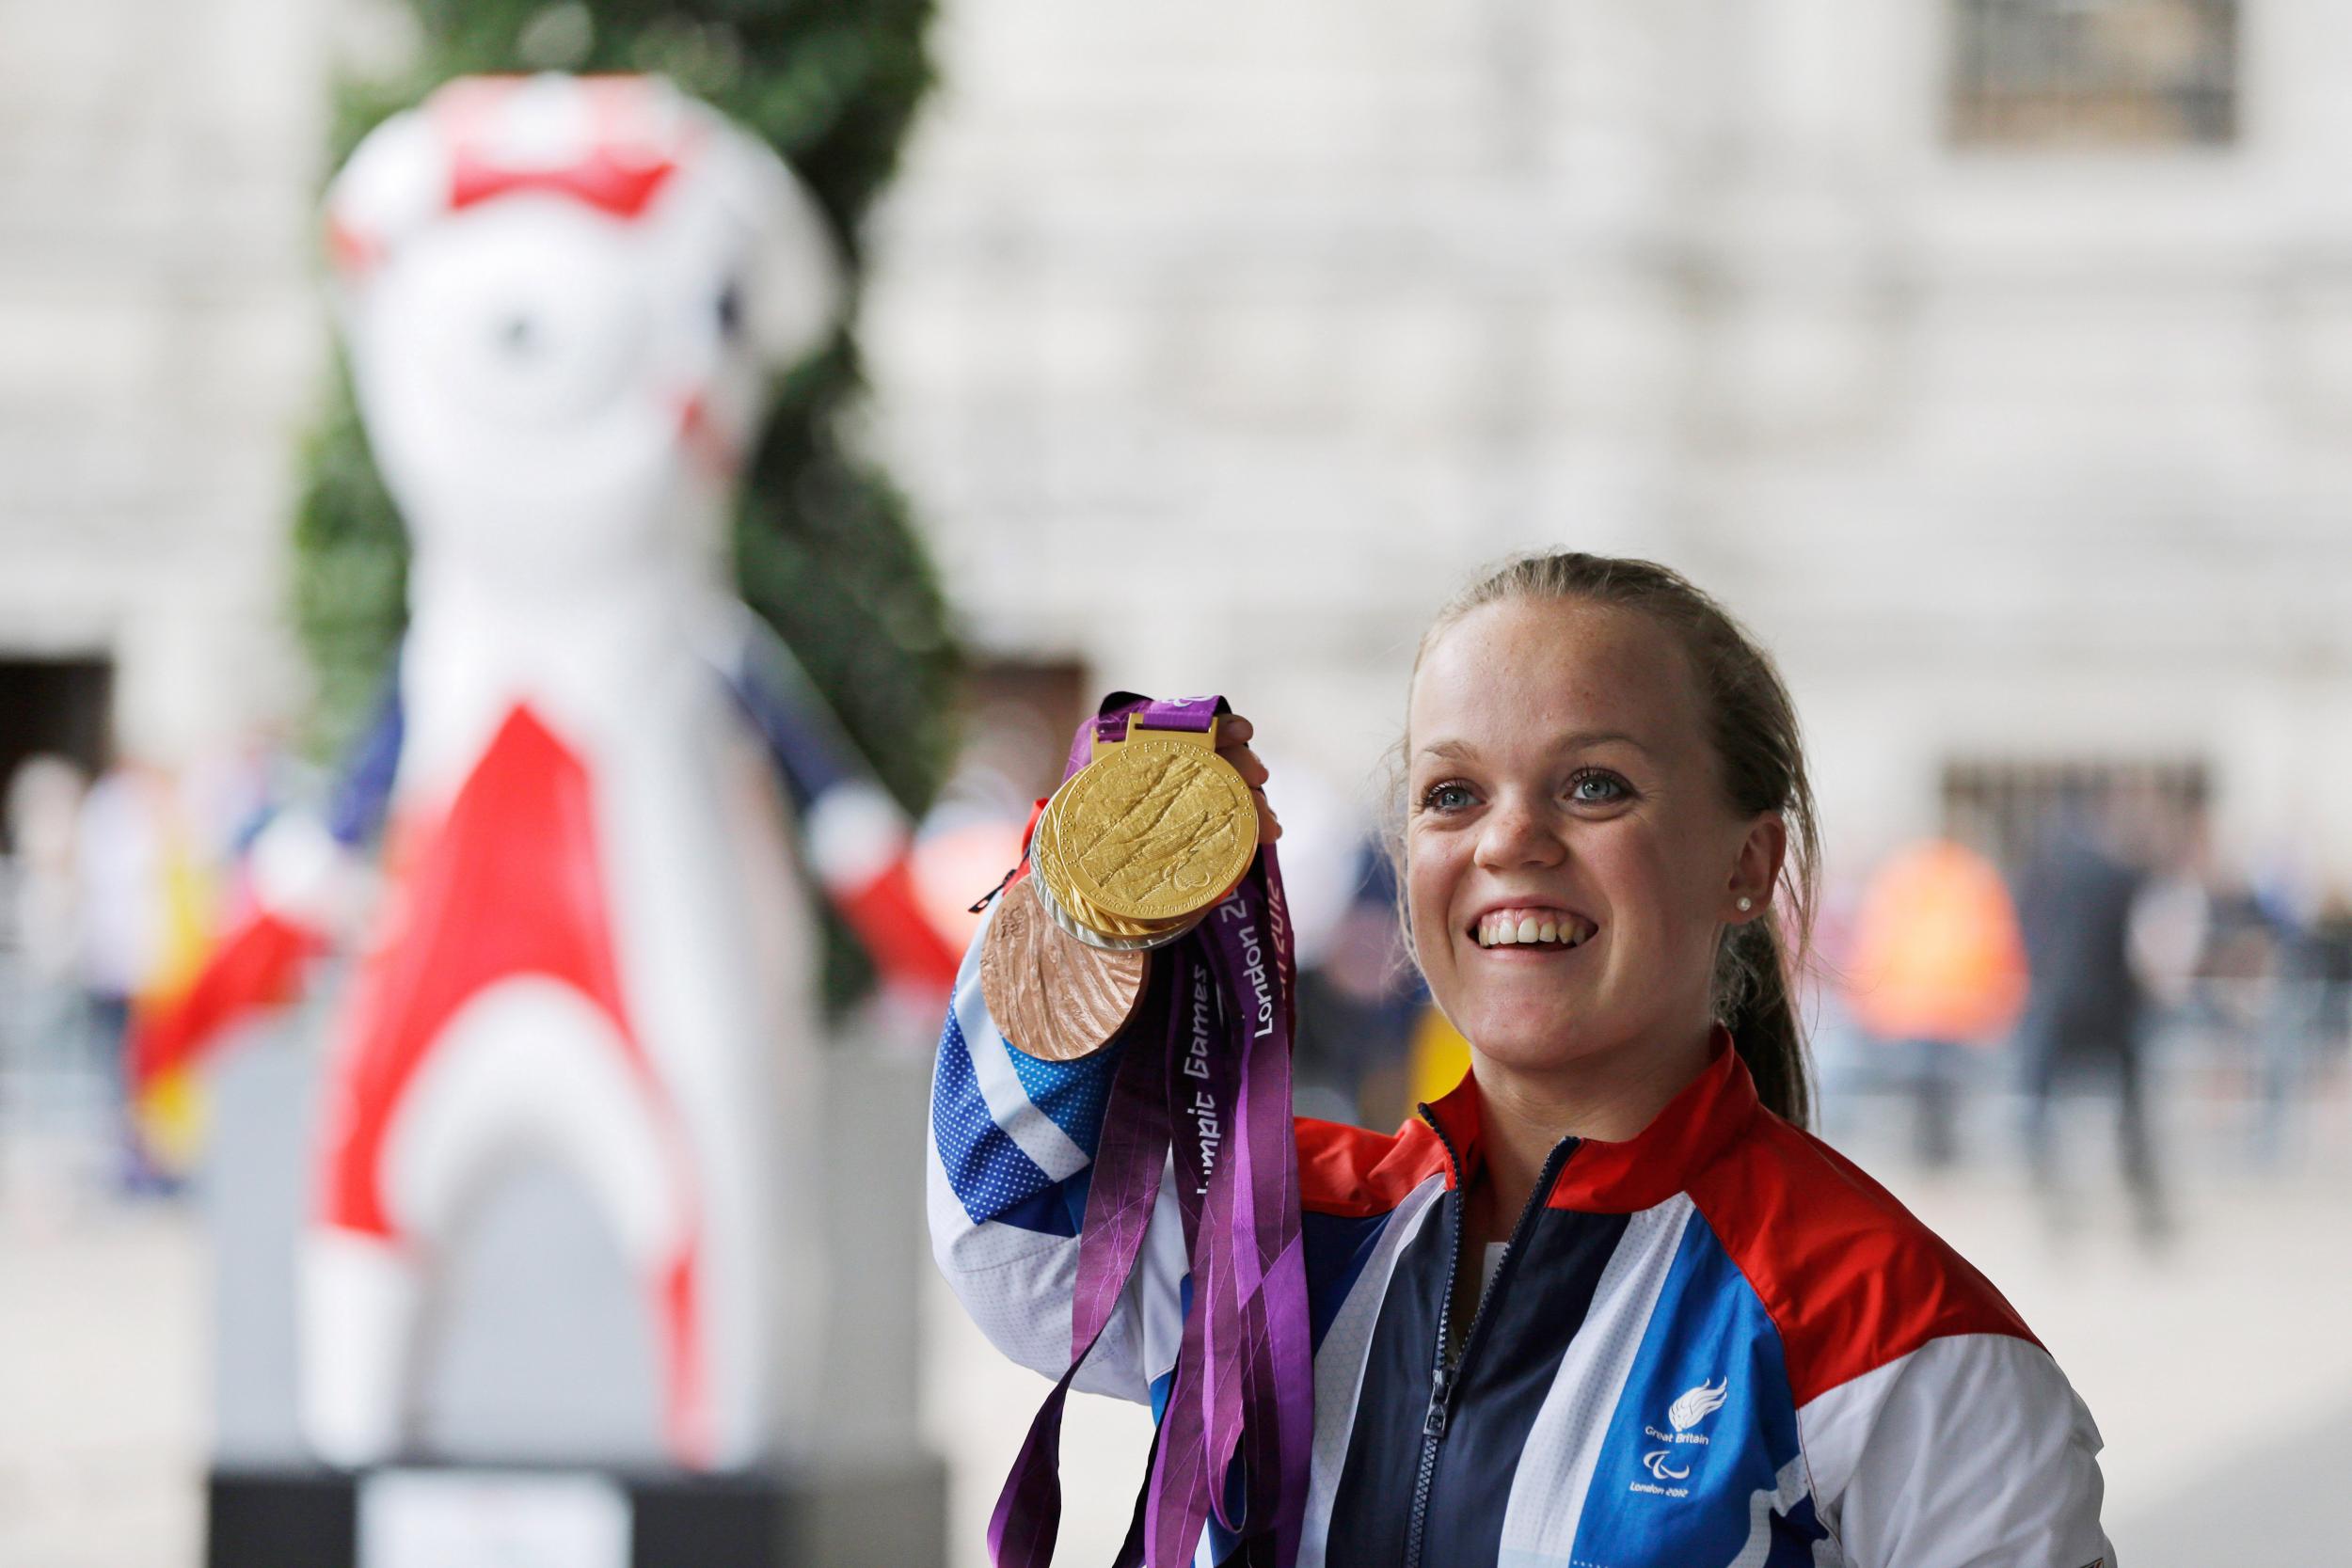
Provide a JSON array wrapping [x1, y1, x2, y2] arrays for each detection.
[[714, 280, 744, 341], [496, 312, 542, 356], [390, 225, 647, 430]]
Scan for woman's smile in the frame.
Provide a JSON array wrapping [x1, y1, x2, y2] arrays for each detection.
[[1468, 906, 1599, 949]]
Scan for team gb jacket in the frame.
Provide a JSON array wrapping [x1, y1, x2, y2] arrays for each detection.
[[930, 900, 2117, 1567]]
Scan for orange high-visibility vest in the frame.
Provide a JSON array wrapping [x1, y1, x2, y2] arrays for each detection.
[[1845, 838, 2027, 1045]]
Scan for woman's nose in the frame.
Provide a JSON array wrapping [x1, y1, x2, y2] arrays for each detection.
[[1472, 794, 1565, 871]]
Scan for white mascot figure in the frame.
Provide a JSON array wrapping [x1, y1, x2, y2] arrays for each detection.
[[143, 74, 958, 1475]]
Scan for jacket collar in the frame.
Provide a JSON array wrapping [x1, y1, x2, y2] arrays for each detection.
[[1418, 1024, 1761, 1215]]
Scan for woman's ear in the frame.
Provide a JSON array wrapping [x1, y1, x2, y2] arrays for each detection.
[[1728, 812, 1787, 921]]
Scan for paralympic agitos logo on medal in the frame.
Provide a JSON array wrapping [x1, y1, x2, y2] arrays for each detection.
[[1632, 1377, 1730, 1497]]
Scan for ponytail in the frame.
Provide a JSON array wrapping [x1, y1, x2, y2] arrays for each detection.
[[1718, 914, 1813, 1129]]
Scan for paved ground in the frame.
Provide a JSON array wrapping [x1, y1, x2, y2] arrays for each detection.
[[0, 1182, 205, 1568], [5, 1106, 2347, 1565]]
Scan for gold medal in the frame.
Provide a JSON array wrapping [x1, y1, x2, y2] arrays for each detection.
[[979, 879, 1149, 1062], [1030, 864, 1169, 952], [1030, 805, 1164, 939], [1031, 709, 1260, 951], [1057, 736, 1258, 924]]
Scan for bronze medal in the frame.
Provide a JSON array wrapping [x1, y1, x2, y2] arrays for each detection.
[[979, 878, 1149, 1062]]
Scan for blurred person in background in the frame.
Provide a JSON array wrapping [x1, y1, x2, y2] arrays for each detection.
[[2312, 885, 2352, 1069], [2015, 782, 2166, 1245], [1291, 839, 1425, 1127], [72, 759, 173, 1194], [1841, 823, 2028, 1168], [2195, 855, 2333, 1170], [7, 757, 87, 977], [5, 757, 90, 1144], [2248, 895, 2319, 1168]]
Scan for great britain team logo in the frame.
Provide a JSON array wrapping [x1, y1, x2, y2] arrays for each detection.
[[1637, 1376, 1730, 1489]]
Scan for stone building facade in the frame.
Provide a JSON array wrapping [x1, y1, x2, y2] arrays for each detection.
[[8, 0, 2352, 884], [862, 0, 2352, 884], [0, 0, 335, 778]]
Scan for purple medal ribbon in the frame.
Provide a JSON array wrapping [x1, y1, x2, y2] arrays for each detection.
[[986, 695, 1313, 1568]]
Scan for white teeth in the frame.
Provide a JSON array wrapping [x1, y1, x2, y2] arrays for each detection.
[[1474, 911, 1593, 947]]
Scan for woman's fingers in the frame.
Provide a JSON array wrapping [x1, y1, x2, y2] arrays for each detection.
[[1216, 718, 1265, 781], [1216, 715, 1279, 843], [1252, 786, 1282, 844], [1224, 747, 1270, 788]]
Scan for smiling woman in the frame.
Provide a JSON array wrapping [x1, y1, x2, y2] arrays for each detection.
[[929, 552, 2118, 1568], [1392, 559, 1822, 1261]]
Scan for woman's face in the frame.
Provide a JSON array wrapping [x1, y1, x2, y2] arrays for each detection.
[[1404, 596, 1780, 1076]]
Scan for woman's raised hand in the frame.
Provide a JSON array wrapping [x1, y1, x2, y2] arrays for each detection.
[[1217, 715, 1282, 845]]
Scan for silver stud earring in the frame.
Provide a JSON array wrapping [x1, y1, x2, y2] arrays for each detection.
[[1736, 895, 1754, 912]]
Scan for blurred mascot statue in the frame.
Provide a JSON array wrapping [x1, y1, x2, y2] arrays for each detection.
[[132, 73, 957, 1473]]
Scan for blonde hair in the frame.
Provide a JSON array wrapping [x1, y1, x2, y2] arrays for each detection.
[[1392, 551, 1819, 1128]]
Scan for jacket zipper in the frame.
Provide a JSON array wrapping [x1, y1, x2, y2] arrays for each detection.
[[1401, 1111, 1579, 1568]]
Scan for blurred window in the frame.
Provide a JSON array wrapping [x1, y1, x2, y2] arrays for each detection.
[[960, 657, 1091, 805], [0, 658, 113, 854], [1949, 0, 2237, 149], [1942, 758, 2207, 872]]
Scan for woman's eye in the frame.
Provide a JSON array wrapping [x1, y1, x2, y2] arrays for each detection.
[[1568, 770, 1629, 804], [1421, 782, 1474, 813]]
